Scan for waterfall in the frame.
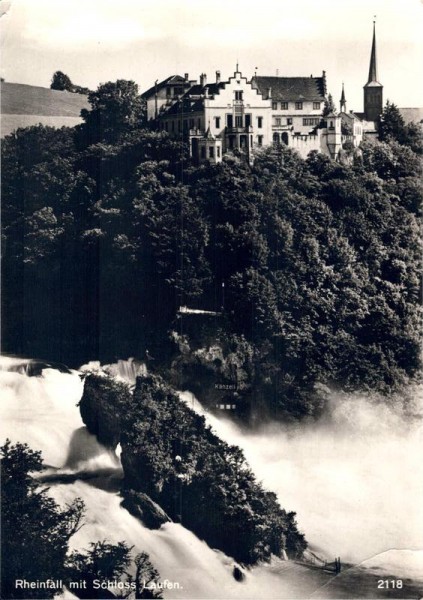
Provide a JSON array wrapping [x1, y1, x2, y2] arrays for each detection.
[[179, 389, 423, 565], [1, 356, 422, 599]]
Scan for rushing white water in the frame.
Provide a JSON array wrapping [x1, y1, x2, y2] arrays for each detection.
[[179, 390, 423, 566], [1, 356, 423, 599], [80, 358, 147, 384]]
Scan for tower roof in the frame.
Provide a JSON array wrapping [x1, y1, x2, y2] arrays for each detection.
[[340, 83, 346, 104], [367, 21, 380, 84]]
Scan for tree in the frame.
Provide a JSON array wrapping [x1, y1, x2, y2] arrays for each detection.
[[379, 101, 406, 142], [78, 80, 146, 146], [51, 71, 73, 91], [66, 541, 133, 599], [322, 93, 336, 117], [133, 553, 163, 599], [1, 440, 85, 599]]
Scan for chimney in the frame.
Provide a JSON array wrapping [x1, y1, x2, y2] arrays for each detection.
[[184, 73, 189, 81], [200, 73, 207, 87], [216, 70, 221, 84], [267, 87, 272, 99]]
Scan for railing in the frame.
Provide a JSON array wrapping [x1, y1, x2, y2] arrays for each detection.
[[225, 125, 253, 134]]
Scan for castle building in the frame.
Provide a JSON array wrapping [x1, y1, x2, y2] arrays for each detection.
[[146, 67, 345, 162], [142, 22, 390, 164]]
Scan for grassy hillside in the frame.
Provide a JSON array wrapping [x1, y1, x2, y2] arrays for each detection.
[[1, 82, 89, 116]]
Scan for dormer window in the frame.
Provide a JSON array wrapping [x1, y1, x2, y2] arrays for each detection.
[[295, 102, 303, 110]]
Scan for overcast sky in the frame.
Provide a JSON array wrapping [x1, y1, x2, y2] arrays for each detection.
[[1, 0, 422, 111]]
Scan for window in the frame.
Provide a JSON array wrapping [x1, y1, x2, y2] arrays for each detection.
[[227, 114, 233, 128], [303, 118, 320, 126], [287, 118, 293, 125], [215, 116, 221, 128], [209, 146, 214, 158], [295, 102, 303, 110], [189, 118, 194, 128], [197, 118, 201, 128], [217, 146, 221, 157], [275, 117, 281, 126], [313, 102, 321, 110], [257, 116, 263, 128], [235, 115, 243, 127], [273, 132, 280, 146], [245, 114, 251, 127], [171, 121, 175, 132], [257, 135, 263, 146], [201, 146, 206, 158], [235, 91, 243, 101], [183, 120, 188, 131], [272, 101, 277, 110], [281, 102, 288, 110]]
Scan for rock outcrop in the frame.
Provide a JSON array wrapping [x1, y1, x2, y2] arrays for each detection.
[[121, 490, 171, 529]]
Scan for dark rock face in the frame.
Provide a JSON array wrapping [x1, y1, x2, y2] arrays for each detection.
[[233, 565, 246, 582], [78, 374, 131, 449], [121, 490, 171, 529]]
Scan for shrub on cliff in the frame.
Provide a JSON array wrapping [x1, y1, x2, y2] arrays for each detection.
[[119, 375, 307, 563]]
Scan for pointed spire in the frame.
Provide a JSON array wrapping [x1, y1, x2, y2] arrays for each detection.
[[204, 122, 215, 140], [367, 19, 378, 83], [340, 82, 347, 112]]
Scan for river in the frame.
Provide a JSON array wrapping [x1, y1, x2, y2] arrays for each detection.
[[1, 356, 422, 599]]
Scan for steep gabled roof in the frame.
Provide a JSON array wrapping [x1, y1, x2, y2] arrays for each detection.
[[252, 76, 326, 102], [163, 97, 204, 116], [341, 111, 362, 122], [184, 82, 226, 98], [160, 81, 227, 116], [141, 75, 190, 98]]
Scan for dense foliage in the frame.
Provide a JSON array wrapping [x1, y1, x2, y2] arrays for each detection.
[[80, 373, 307, 563], [50, 70, 90, 95], [0, 440, 163, 599], [378, 100, 422, 155], [1, 440, 84, 598], [1, 81, 422, 419]]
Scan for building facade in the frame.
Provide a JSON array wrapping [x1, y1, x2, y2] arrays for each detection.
[[151, 67, 346, 162], [143, 23, 389, 164]]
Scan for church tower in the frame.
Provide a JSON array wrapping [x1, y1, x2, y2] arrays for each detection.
[[363, 20, 383, 121]]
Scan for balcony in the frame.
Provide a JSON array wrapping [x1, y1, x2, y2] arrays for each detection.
[[225, 125, 253, 134]]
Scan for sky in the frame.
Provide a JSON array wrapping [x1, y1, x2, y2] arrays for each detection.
[[1, 0, 422, 111]]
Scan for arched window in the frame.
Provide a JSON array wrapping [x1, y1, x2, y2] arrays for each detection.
[[273, 132, 280, 146]]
